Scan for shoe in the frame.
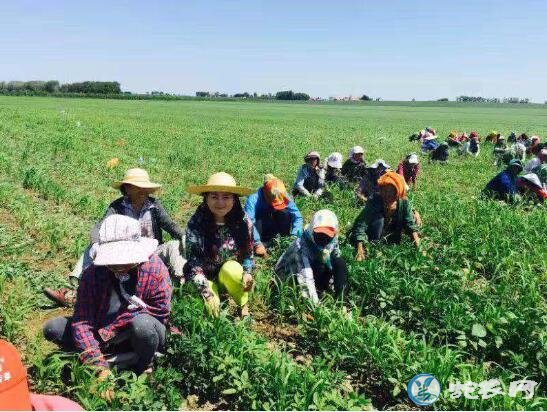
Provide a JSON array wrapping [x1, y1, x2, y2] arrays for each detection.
[[43, 287, 76, 307]]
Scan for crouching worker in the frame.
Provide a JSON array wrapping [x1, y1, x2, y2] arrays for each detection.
[[43, 215, 172, 385], [245, 175, 303, 257], [482, 159, 524, 203], [293, 151, 325, 198], [274, 210, 347, 305], [350, 171, 420, 261], [44, 168, 186, 307], [185, 172, 255, 317]]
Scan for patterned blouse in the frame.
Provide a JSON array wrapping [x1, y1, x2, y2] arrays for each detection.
[[185, 205, 254, 297]]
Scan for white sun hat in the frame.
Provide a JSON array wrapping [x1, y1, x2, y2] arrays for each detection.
[[349, 145, 365, 158], [407, 153, 419, 164], [91, 215, 158, 266], [327, 152, 343, 169], [369, 159, 391, 169]]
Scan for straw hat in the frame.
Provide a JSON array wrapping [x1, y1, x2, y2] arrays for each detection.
[[187, 172, 252, 196], [113, 168, 161, 190], [90, 215, 158, 266]]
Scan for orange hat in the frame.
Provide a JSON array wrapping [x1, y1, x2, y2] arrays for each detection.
[[378, 171, 407, 199], [263, 177, 289, 210], [0, 340, 32, 411]]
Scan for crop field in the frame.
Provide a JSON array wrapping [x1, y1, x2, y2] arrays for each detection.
[[0, 96, 546, 410]]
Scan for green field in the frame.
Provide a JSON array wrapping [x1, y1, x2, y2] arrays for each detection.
[[0, 96, 545, 410]]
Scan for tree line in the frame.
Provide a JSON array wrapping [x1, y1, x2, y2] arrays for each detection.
[[456, 95, 530, 104], [196, 90, 310, 101], [0, 80, 121, 95]]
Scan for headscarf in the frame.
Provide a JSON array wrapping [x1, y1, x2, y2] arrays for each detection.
[[378, 170, 407, 199], [263, 175, 289, 210]]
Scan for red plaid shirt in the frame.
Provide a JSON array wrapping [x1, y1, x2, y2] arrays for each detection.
[[71, 254, 172, 368]]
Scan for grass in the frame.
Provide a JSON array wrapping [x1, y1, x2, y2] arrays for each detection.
[[0, 96, 545, 410]]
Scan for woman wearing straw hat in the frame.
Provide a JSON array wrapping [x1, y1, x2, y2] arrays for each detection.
[[43, 168, 186, 307], [185, 172, 255, 317]]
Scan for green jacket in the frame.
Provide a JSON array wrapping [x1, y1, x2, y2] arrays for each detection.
[[352, 195, 419, 243]]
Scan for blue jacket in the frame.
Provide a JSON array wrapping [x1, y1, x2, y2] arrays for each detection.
[[244, 188, 303, 244], [485, 170, 518, 197]]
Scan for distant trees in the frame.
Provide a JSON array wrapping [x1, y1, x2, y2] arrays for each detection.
[[360, 94, 372, 101], [437, 98, 449, 102], [195, 91, 210, 97], [0, 80, 120, 95], [456, 95, 529, 104], [275, 90, 310, 100]]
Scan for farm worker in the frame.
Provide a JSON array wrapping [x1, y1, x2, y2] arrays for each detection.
[[293, 151, 326, 197], [325, 152, 348, 187], [43, 215, 172, 387], [356, 159, 391, 203], [460, 133, 480, 157], [421, 133, 439, 153], [341, 146, 367, 182], [493, 135, 510, 167], [351, 171, 421, 261], [430, 142, 449, 163], [446, 131, 461, 147], [526, 136, 541, 156], [517, 173, 547, 203], [0, 339, 84, 410], [524, 148, 547, 173], [483, 159, 524, 202], [244, 174, 303, 257], [470, 131, 480, 141], [396, 153, 420, 190], [274, 209, 347, 304], [517, 133, 530, 147], [486, 130, 499, 143], [511, 142, 527, 162], [185, 172, 255, 317], [43, 168, 186, 307], [507, 131, 517, 143]]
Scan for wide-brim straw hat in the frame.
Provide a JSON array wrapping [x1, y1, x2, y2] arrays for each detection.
[[187, 172, 253, 196], [112, 168, 162, 190]]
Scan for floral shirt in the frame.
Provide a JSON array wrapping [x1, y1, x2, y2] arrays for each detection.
[[185, 205, 254, 297]]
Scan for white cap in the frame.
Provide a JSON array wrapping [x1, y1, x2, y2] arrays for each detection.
[[369, 159, 391, 169], [349, 146, 365, 158], [407, 154, 419, 164], [326, 152, 343, 169], [90, 215, 158, 266]]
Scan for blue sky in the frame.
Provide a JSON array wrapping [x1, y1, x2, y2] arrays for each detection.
[[1, 1, 546, 101]]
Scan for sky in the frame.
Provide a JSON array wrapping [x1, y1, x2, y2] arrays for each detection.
[[1, 0, 546, 101]]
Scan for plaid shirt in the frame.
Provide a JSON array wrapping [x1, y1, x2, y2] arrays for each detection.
[[71, 254, 172, 368], [274, 230, 340, 304]]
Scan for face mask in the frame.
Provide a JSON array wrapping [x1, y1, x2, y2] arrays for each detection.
[[313, 232, 333, 247]]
